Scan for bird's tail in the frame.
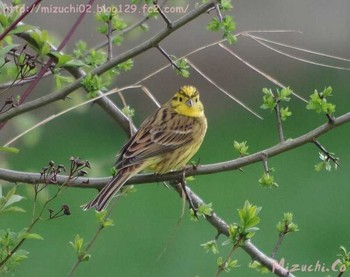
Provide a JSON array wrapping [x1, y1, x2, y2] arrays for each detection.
[[83, 165, 140, 211]]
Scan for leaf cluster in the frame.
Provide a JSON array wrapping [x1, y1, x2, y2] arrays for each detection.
[[202, 201, 261, 274], [69, 234, 91, 262], [207, 0, 236, 44], [336, 246, 350, 273], [306, 87, 335, 115], [261, 87, 292, 121], [258, 169, 278, 188], [233, 140, 249, 156], [276, 212, 299, 234]]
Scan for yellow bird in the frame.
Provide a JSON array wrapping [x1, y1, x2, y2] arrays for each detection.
[[83, 85, 207, 211]]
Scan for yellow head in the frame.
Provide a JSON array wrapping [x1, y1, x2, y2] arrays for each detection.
[[170, 86, 204, 117]]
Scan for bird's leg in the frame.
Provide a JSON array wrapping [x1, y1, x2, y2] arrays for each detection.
[[180, 169, 198, 219]]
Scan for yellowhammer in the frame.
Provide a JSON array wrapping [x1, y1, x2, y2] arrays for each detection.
[[84, 85, 207, 211]]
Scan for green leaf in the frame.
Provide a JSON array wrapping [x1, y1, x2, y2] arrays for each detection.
[[122, 106, 135, 118], [220, 0, 233, 11], [201, 240, 219, 254], [197, 202, 213, 216], [40, 43, 51, 57], [81, 74, 106, 98], [84, 49, 107, 67], [207, 18, 221, 31], [175, 58, 190, 78], [21, 232, 44, 240], [9, 24, 36, 35], [276, 212, 299, 234], [50, 52, 73, 68], [0, 44, 19, 57], [73, 41, 87, 59], [3, 194, 25, 208], [249, 261, 270, 273], [258, 172, 278, 188], [0, 146, 19, 153], [233, 141, 249, 156], [1, 206, 26, 213], [97, 25, 108, 35], [112, 35, 123, 46], [64, 59, 86, 67], [238, 201, 261, 230], [114, 59, 134, 73], [54, 74, 74, 89], [306, 87, 336, 115], [95, 210, 114, 228], [280, 107, 292, 121], [70, 234, 84, 254]]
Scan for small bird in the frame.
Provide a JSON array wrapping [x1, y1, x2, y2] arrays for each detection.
[[83, 85, 207, 211]]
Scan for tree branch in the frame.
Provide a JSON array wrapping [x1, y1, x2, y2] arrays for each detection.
[[1, 111, 349, 189]]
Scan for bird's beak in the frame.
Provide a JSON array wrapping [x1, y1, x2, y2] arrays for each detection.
[[186, 99, 194, 107]]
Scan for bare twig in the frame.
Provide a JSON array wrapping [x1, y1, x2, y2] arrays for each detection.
[[4, 86, 141, 146], [153, 0, 172, 27], [312, 139, 339, 167], [218, 42, 307, 103], [186, 58, 263, 119], [261, 152, 270, 174], [273, 91, 285, 142], [156, 44, 181, 71], [106, 19, 113, 61], [245, 33, 350, 68]]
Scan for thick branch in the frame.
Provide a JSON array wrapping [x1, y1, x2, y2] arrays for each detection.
[[1, 112, 349, 188], [0, 1, 216, 124]]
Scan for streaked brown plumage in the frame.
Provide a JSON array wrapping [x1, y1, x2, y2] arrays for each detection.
[[83, 86, 207, 211]]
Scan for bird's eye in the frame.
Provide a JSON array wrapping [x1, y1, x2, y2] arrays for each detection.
[[179, 97, 183, 102], [195, 98, 198, 102]]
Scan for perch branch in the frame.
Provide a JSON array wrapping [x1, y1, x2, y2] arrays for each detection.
[[1, 111, 349, 189]]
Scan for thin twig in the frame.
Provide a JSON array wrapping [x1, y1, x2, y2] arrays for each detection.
[[271, 233, 286, 259], [106, 19, 113, 61], [247, 35, 350, 71], [245, 34, 350, 63], [186, 58, 263, 119], [215, 3, 223, 22], [218, 43, 307, 103], [312, 139, 339, 167], [215, 244, 240, 276], [153, 0, 172, 27], [273, 91, 285, 142], [156, 44, 181, 71], [4, 86, 141, 146], [261, 153, 269, 174]]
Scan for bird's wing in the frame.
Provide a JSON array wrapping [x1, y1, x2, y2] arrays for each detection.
[[115, 112, 196, 169]]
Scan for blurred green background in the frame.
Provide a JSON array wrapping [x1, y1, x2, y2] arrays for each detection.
[[1, 0, 350, 276]]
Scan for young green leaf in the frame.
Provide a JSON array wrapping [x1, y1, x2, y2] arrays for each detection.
[[0, 146, 19, 154], [233, 141, 249, 156], [201, 240, 219, 254]]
